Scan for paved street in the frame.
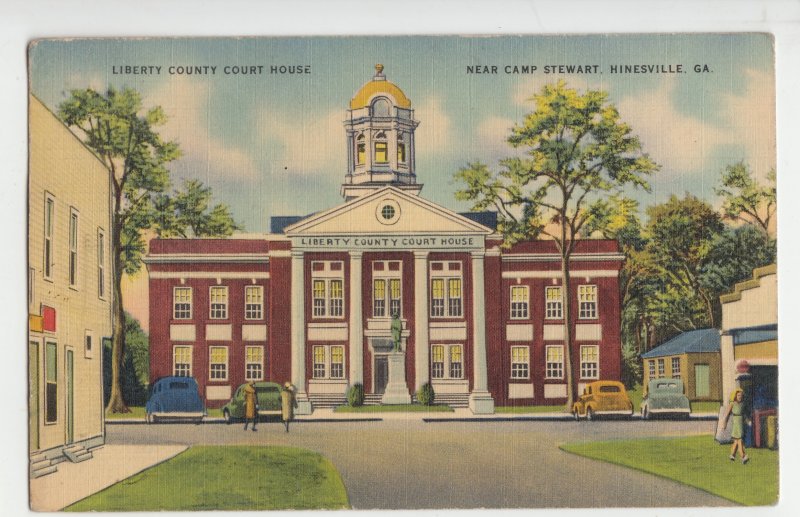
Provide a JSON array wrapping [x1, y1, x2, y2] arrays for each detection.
[[107, 418, 733, 509]]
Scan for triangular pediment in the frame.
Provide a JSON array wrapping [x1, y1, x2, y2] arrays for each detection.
[[286, 187, 491, 236]]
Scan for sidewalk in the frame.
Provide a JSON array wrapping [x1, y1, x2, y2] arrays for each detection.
[[29, 444, 187, 511]]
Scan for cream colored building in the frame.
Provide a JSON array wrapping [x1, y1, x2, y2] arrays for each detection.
[[28, 95, 112, 477]]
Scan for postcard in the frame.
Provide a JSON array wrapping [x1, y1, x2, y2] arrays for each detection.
[[27, 34, 777, 511]]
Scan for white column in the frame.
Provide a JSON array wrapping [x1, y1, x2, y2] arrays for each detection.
[[720, 331, 735, 405], [414, 251, 429, 391], [349, 252, 364, 385], [291, 250, 312, 414], [469, 251, 495, 414]]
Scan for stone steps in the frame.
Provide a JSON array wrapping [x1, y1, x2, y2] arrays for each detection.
[[63, 444, 93, 463], [30, 453, 57, 478]]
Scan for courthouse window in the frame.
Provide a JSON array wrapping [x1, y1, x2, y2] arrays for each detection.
[[374, 131, 388, 163], [173, 287, 192, 319], [578, 285, 598, 319], [545, 286, 563, 319], [511, 346, 530, 379], [430, 262, 463, 318], [431, 344, 463, 380], [312, 345, 345, 379], [373, 261, 402, 318], [580, 345, 599, 379], [173, 346, 192, 377], [311, 262, 345, 318], [210, 286, 228, 319], [245, 346, 264, 381], [45, 341, 57, 423], [356, 134, 365, 165], [545, 345, 564, 379], [245, 285, 264, 320], [209, 346, 228, 381], [510, 286, 529, 319], [397, 134, 406, 164]]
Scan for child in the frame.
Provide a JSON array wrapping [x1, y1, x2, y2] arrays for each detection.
[[724, 389, 750, 464]]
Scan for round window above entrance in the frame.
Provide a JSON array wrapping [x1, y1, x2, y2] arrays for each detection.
[[376, 199, 401, 225]]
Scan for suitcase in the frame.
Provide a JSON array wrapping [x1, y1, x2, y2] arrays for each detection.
[[715, 405, 732, 443]]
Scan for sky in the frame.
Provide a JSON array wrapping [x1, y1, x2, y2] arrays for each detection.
[[30, 35, 775, 233], [29, 34, 775, 328]]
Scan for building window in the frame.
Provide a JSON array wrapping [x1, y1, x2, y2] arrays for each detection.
[[209, 346, 228, 381], [173, 346, 192, 377], [580, 345, 599, 379], [430, 262, 462, 318], [84, 330, 94, 359], [545, 345, 564, 379], [44, 194, 54, 280], [397, 134, 406, 164], [430, 344, 464, 379], [510, 286, 529, 319], [657, 358, 665, 378], [312, 345, 345, 379], [648, 360, 656, 379], [69, 208, 79, 287], [173, 287, 192, 319], [374, 131, 388, 163], [372, 261, 402, 318], [245, 346, 264, 381], [311, 261, 344, 318], [29, 267, 34, 306], [209, 286, 228, 319], [356, 134, 365, 165], [545, 286, 563, 319], [578, 285, 597, 319], [45, 341, 57, 424], [511, 346, 530, 379], [97, 229, 106, 299], [245, 286, 264, 320], [671, 357, 681, 379]]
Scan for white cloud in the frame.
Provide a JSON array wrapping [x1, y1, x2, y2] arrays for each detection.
[[413, 96, 453, 156], [144, 76, 259, 181]]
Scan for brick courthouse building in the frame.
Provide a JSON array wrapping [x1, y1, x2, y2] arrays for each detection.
[[146, 66, 624, 414]]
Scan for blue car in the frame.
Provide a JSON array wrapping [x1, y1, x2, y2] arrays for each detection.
[[145, 377, 206, 423]]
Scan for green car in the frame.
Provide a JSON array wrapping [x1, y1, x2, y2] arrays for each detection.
[[221, 382, 282, 423], [640, 378, 691, 419]]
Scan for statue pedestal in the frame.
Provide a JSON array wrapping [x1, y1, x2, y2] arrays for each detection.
[[381, 352, 411, 405]]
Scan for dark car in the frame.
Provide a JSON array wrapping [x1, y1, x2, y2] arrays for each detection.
[[145, 376, 206, 423], [222, 382, 282, 423], [640, 378, 691, 419]]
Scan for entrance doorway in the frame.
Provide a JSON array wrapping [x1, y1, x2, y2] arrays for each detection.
[[374, 356, 388, 394], [66, 349, 74, 444], [29, 340, 39, 451]]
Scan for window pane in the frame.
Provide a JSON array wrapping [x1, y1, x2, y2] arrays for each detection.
[[330, 280, 344, 317], [375, 142, 388, 163]]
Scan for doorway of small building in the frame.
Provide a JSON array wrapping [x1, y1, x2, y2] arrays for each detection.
[[29, 339, 40, 451], [374, 356, 388, 394], [66, 349, 74, 445], [694, 364, 710, 398]]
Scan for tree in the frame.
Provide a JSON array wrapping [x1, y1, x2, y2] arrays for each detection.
[[454, 81, 658, 407], [103, 312, 150, 406], [715, 161, 776, 238], [59, 87, 241, 413]]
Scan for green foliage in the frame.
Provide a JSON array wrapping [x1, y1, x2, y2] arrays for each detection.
[[103, 312, 149, 406], [620, 341, 642, 389], [346, 383, 365, 407], [416, 382, 435, 406], [715, 161, 776, 236]]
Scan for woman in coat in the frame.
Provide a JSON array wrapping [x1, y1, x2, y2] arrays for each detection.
[[724, 388, 749, 463], [243, 380, 258, 431], [281, 382, 298, 432]]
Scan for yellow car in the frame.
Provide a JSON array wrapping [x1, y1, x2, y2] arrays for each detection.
[[572, 380, 634, 420]]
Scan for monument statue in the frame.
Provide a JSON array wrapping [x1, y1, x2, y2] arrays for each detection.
[[390, 311, 403, 352]]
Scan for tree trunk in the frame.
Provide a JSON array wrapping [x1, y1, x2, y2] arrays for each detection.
[[105, 216, 130, 414], [562, 256, 576, 410]]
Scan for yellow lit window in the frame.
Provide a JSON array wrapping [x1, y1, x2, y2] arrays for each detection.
[[375, 142, 388, 163]]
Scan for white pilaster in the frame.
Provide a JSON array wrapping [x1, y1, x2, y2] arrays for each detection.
[[720, 331, 735, 403], [414, 251, 429, 391], [469, 251, 494, 414], [291, 250, 312, 414], [349, 252, 364, 385]]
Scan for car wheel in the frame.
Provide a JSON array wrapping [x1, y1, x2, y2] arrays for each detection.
[[586, 408, 594, 421], [223, 409, 231, 424]]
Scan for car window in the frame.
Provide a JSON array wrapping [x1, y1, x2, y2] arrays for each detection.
[[259, 387, 280, 395], [169, 381, 189, 390], [599, 385, 620, 393]]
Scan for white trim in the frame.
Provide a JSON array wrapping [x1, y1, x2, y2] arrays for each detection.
[[501, 253, 625, 263], [267, 250, 292, 258], [151, 272, 270, 280], [502, 270, 619, 279], [244, 345, 265, 381], [144, 253, 270, 264], [509, 285, 529, 320], [510, 345, 530, 380], [244, 285, 264, 320]]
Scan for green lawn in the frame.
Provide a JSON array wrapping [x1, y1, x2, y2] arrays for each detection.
[[496, 405, 566, 414], [65, 446, 350, 511], [334, 404, 453, 413], [560, 435, 778, 506]]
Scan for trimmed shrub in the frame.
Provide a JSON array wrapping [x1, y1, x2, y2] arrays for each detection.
[[347, 383, 365, 407], [416, 382, 435, 406]]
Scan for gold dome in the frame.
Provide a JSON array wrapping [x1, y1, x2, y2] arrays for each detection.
[[349, 64, 411, 109]]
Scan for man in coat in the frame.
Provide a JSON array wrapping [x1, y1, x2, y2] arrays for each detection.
[[243, 380, 258, 431], [281, 382, 298, 432]]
